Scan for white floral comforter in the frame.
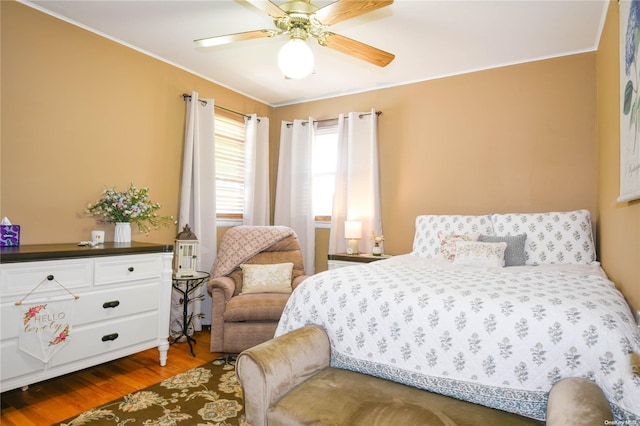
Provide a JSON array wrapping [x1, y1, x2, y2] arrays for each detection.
[[275, 255, 640, 423]]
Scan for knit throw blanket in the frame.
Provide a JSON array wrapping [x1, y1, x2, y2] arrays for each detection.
[[211, 226, 295, 278]]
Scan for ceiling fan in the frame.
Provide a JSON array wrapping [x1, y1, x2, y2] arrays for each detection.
[[194, 0, 395, 79]]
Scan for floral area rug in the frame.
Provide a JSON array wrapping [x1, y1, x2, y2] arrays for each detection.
[[57, 358, 246, 426]]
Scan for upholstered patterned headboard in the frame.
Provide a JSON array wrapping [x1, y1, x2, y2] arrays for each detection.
[[490, 210, 596, 265], [412, 210, 596, 265]]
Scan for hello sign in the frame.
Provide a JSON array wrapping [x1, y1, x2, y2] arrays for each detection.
[[19, 300, 74, 363]]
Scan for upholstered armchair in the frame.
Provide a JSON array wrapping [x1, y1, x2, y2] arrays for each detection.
[[207, 226, 307, 354]]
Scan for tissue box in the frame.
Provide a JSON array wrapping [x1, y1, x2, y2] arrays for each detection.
[[0, 225, 20, 247]]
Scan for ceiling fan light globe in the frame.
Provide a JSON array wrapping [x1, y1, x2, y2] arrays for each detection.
[[278, 39, 314, 79]]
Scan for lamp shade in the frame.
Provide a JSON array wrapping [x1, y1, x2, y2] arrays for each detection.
[[278, 38, 314, 79], [344, 221, 362, 239]]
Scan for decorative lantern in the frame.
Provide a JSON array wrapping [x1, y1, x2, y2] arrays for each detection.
[[173, 224, 199, 278]]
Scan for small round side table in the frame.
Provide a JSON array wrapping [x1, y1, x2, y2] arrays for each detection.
[[170, 271, 210, 356]]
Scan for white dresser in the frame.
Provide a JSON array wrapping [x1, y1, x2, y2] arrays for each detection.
[[0, 242, 173, 393]]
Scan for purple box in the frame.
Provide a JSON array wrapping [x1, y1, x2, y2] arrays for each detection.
[[0, 225, 20, 247]]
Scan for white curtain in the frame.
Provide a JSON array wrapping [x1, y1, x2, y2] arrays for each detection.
[[274, 118, 316, 274], [243, 114, 270, 225], [177, 91, 216, 331], [329, 109, 382, 255]]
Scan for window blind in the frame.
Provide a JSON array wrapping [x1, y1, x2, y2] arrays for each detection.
[[215, 115, 245, 218]]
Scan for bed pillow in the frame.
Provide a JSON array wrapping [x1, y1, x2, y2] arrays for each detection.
[[439, 232, 480, 261], [479, 234, 527, 266], [453, 241, 507, 267], [412, 215, 494, 258], [240, 262, 294, 294], [490, 210, 596, 265]]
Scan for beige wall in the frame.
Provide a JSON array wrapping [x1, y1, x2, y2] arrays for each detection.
[[597, 1, 640, 315], [1, 1, 269, 245], [273, 54, 598, 268]]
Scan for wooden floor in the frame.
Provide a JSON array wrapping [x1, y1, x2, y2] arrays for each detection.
[[0, 330, 221, 425]]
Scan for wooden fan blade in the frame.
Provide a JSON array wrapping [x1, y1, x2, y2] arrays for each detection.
[[245, 0, 287, 18], [318, 32, 394, 67], [195, 30, 277, 48], [314, 0, 393, 26]]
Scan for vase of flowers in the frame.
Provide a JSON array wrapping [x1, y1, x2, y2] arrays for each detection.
[[86, 184, 173, 242], [370, 231, 384, 256]]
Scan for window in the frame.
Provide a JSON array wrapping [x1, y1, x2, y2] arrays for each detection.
[[215, 115, 246, 220], [214, 116, 338, 222], [312, 124, 339, 222]]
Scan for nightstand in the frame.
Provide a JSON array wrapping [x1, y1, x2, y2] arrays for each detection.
[[327, 253, 392, 270]]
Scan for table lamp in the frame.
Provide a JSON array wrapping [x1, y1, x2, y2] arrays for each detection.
[[344, 221, 362, 255]]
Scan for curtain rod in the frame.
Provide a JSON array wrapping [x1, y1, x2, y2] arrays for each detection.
[[182, 94, 253, 119], [287, 111, 382, 127]]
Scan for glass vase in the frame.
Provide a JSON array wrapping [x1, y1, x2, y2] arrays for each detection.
[[372, 242, 382, 256], [114, 222, 132, 243]]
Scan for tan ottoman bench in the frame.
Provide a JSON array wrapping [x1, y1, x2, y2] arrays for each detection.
[[237, 325, 614, 426]]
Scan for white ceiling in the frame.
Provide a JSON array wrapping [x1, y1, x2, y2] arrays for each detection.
[[22, 0, 608, 107]]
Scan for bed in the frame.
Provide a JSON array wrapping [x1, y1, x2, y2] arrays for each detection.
[[275, 210, 640, 424]]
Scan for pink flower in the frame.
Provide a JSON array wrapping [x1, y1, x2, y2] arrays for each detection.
[[49, 325, 70, 346], [23, 304, 46, 325]]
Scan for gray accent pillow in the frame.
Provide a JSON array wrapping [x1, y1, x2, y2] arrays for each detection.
[[479, 234, 527, 266]]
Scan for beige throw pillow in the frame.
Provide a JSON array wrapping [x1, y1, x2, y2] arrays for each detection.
[[453, 241, 507, 268], [240, 262, 294, 294], [439, 232, 480, 261]]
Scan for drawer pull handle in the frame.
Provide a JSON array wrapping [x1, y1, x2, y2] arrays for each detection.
[[102, 301, 120, 309], [102, 333, 119, 342], [128, 267, 135, 272], [47, 275, 54, 281]]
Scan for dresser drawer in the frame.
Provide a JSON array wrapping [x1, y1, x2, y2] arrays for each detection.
[[0, 283, 161, 340], [0, 259, 93, 298], [49, 311, 159, 367], [0, 339, 48, 382], [76, 282, 161, 325], [0, 312, 160, 377], [1, 302, 28, 340], [94, 254, 162, 286]]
